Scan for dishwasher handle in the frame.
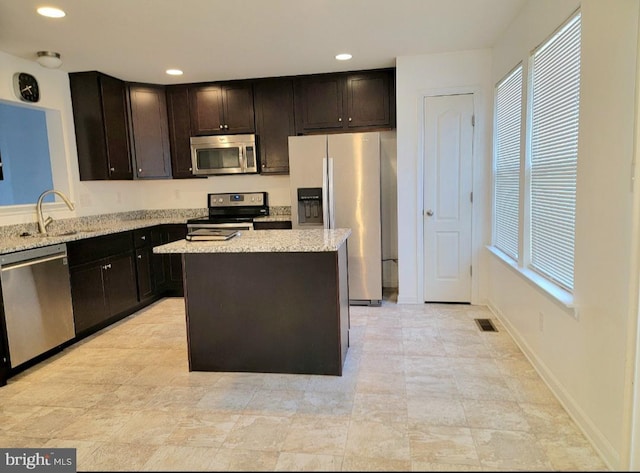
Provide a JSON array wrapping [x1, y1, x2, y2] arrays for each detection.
[[0, 252, 67, 272]]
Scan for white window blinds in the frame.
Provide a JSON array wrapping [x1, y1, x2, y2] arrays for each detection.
[[494, 66, 523, 260], [529, 12, 581, 291]]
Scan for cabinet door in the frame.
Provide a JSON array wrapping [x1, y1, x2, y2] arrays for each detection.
[[135, 247, 154, 302], [128, 84, 172, 179], [221, 84, 255, 134], [100, 74, 133, 179], [105, 252, 138, 316], [295, 75, 344, 132], [152, 227, 167, 291], [69, 71, 132, 180], [70, 260, 109, 334], [163, 225, 187, 296], [346, 72, 391, 128], [189, 85, 224, 135], [166, 86, 197, 178], [254, 79, 295, 174]]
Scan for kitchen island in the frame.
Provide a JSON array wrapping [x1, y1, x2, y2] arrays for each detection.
[[153, 229, 351, 376]]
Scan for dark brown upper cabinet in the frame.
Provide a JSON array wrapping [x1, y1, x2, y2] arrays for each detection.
[[294, 68, 395, 134], [294, 75, 344, 132], [346, 71, 392, 128], [253, 78, 296, 174], [69, 71, 132, 180], [166, 85, 198, 178], [127, 83, 172, 179], [189, 82, 255, 135]]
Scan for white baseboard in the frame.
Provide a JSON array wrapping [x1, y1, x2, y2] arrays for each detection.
[[487, 299, 619, 470]]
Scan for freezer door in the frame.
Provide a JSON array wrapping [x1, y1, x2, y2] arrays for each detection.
[[328, 132, 383, 303], [288, 134, 327, 229]]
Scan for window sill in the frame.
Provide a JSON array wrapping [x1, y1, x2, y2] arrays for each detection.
[[486, 245, 578, 319]]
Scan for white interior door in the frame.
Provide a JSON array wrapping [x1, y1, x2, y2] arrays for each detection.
[[423, 94, 474, 302]]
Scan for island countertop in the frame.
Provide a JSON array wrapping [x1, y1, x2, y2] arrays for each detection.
[[153, 228, 351, 254]]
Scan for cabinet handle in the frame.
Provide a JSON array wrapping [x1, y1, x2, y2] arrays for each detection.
[[138, 168, 143, 173], [188, 167, 192, 171], [137, 254, 142, 259], [141, 235, 146, 240], [224, 124, 229, 129], [338, 117, 342, 122], [348, 117, 352, 122], [219, 125, 224, 129], [110, 167, 115, 172]]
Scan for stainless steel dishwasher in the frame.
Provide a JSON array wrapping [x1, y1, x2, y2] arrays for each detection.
[[0, 243, 75, 368]]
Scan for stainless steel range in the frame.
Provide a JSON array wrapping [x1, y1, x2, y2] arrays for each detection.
[[187, 192, 269, 233]]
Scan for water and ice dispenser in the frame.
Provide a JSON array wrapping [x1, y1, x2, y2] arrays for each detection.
[[296, 188, 323, 225]]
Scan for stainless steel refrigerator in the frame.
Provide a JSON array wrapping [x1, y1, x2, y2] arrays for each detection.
[[288, 131, 395, 306]]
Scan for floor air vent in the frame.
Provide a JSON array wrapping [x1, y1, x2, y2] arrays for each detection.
[[475, 318, 498, 332]]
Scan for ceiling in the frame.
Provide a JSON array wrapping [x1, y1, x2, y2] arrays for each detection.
[[0, 0, 526, 85]]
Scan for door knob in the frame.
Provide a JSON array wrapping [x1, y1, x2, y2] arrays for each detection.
[[426, 209, 434, 216]]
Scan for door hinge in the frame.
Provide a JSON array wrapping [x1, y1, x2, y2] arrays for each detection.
[[471, 114, 475, 127], [470, 191, 473, 203], [470, 265, 473, 276]]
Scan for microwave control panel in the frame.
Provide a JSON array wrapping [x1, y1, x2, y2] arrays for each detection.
[[208, 192, 267, 207]]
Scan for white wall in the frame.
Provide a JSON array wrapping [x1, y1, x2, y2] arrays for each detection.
[[487, 0, 640, 468], [395, 49, 493, 304]]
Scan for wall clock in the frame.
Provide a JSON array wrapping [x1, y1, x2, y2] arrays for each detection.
[[13, 72, 40, 103]]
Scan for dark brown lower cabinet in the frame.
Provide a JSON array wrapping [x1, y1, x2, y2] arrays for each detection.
[[68, 231, 139, 336], [70, 252, 137, 335], [253, 220, 292, 230], [134, 226, 166, 303], [162, 224, 188, 296]]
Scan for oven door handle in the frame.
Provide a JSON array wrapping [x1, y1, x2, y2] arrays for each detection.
[[187, 222, 254, 232]]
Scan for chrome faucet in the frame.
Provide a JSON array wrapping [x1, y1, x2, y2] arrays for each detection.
[[36, 189, 75, 234]]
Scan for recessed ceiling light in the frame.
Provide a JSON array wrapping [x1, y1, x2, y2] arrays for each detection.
[[37, 6, 66, 18], [335, 53, 352, 61], [166, 69, 183, 76]]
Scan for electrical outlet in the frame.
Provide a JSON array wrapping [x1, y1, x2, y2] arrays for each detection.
[[539, 312, 544, 332]]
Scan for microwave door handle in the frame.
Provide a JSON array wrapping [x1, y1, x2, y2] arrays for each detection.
[[239, 146, 245, 172]]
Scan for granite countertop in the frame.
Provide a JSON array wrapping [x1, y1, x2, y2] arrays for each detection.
[[0, 209, 206, 255], [0, 207, 294, 255], [153, 228, 351, 254]]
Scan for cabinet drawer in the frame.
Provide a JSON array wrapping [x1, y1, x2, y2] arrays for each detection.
[[253, 221, 292, 230], [67, 231, 133, 266], [133, 228, 154, 248]]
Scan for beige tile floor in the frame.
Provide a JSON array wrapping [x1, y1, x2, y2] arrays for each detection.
[[0, 296, 608, 471]]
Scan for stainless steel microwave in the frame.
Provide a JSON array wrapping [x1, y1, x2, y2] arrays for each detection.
[[190, 134, 258, 176]]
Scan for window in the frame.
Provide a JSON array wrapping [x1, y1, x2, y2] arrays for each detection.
[[492, 11, 581, 294], [529, 12, 581, 291], [494, 65, 523, 261]]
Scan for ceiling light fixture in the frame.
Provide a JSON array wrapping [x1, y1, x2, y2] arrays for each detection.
[[36, 51, 62, 68], [36, 6, 66, 18], [335, 53, 352, 61], [166, 69, 183, 76]]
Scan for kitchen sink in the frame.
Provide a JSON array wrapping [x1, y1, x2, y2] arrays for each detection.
[[20, 228, 101, 238]]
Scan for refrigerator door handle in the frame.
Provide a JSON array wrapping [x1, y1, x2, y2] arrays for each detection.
[[322, 157, 330, 228], [322, 157, 335, 229]]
